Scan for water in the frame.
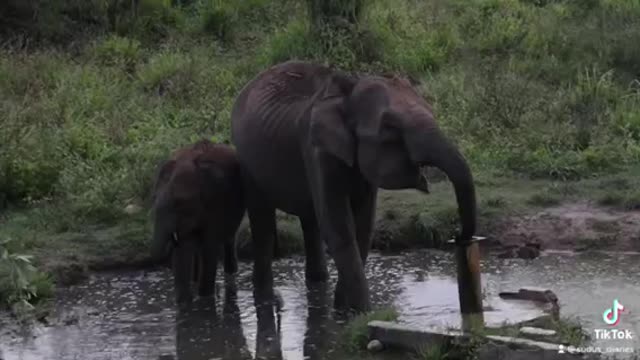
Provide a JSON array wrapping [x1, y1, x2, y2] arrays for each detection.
[[1, 250, 639, 360]]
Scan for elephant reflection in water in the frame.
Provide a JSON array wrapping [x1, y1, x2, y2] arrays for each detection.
[[253, 288, 284, 360], [174, 279, 284, 360], [175, 276, 252, 360], [254, 284, 335, 360], [174, 280, 337, 360], [303, 282, 336, 360]]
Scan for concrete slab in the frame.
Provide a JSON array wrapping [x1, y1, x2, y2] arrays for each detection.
[[520, 326, 557, 337], [368, 321, 602, 360]]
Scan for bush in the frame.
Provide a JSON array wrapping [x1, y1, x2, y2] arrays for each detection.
[[0, 239, 54, 312], [93, 35, 142, 70]]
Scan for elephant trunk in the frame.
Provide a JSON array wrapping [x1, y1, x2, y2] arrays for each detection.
[[150, 202, 176, 264], [406, 126, 477, 244]]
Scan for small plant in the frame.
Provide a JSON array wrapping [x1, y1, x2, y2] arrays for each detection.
[[418, 342, 452, 360], [341, 308, 399, 353], [0, 239, 53, 313], [94, 35, 142, 70], [552, 317, 590, 346], [195, 0, 238, 41]]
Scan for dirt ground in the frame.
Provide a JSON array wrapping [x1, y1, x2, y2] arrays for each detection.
[[485, 202, 640, 252]]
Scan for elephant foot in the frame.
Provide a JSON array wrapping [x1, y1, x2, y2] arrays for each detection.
[[332, 278, 370, 314]]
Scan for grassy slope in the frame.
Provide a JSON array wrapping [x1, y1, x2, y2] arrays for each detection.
[[1, 0, 640, 294]]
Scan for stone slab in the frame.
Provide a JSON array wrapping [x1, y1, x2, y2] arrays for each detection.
[[368, 321, 602, 360], [520, 326, 557, 337]]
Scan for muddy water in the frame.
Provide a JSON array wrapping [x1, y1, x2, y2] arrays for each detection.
[[1, 250, 639, 360]]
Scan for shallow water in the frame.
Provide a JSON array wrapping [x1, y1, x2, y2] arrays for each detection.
[[0, 250, 639, 360]]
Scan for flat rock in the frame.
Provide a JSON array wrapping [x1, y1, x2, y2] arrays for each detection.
[[499, 288, 558, 304], [520, 326, 557, 337], [367, 321, 599, 359]]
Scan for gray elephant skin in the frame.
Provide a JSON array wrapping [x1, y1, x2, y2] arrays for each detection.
[[151, 139, 245, 304], [231, 61, 477, 312]]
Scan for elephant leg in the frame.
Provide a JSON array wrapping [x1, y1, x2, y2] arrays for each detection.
[[245, 180, 277, 291], [307, 155, 369, 312], [350, 177, 377, 267], [300, 216, 328, 282], [172, 240, 196, 305], [223, 235, 238, 274], [198, 235, 218, 298]]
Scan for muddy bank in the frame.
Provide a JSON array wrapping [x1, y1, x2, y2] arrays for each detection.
[[11, 190, 640, 288], [235, 199, 640, 259], [487, 202, 640, 252]]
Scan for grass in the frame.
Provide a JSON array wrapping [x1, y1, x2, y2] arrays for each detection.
[[485, 316, 590, 347], [1, 0, 640, 308], [0, 238, 54, 317], [341, 308, 400, 353], [413, 316, 589, 359]]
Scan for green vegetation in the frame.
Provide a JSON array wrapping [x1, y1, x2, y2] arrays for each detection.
[[341, 308, 399, 353], [485, 315, 589, 347], [1, 0, 640, 308], [0, 239, 53, 315], [415, 316, 589, 359]]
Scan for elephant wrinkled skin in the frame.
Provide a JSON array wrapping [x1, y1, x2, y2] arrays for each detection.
[[231, 61, 477, 312], [150, 140, 245, 305]]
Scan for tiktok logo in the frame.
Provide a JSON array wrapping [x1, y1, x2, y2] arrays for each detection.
[[603, 299, 625, 326]]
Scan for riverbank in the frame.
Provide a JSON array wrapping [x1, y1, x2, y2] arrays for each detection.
[[2, 168, 639, 291]]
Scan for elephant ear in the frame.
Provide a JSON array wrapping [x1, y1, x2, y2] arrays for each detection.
[[309, 72, 357, 167]]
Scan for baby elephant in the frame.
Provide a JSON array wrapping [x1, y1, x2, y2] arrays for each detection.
[[150, 139, 245, 304]]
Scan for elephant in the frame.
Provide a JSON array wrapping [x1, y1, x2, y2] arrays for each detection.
[[150, 139, 246, 305], [230, 60, 477, 312]]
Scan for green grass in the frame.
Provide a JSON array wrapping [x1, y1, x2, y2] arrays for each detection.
[[2, 0, 640, 308], [0, 239, 54, 316], [341, 308, 400, 353], [413, 316, 590, 359], [486, 316, 590, 347]]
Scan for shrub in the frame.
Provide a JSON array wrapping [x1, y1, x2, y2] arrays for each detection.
[[93, 35, 142, 70], [0, 239, 54, 312]]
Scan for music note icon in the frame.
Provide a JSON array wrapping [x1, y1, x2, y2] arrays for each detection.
[[602, 299, 625, 326]]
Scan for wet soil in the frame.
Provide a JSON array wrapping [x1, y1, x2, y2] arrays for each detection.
[[489, 202, 640, 252]]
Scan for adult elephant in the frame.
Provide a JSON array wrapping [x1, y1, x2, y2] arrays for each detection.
[[231, 61, 477, 312]]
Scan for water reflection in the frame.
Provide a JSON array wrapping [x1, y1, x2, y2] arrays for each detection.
[[172, 279, 329, 360], [303, 283, 334, 360], [174, 276, 252, 360], [0, 250, 639, 360]]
